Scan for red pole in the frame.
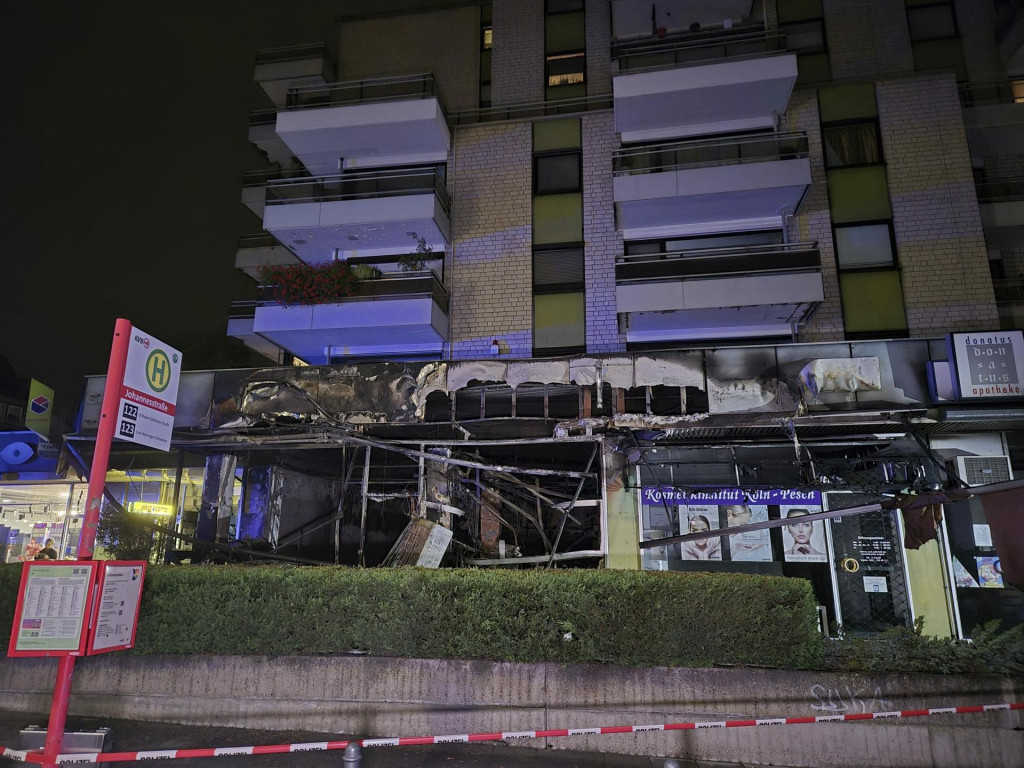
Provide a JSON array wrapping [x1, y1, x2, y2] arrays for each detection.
[[41, 318, 132, 766]]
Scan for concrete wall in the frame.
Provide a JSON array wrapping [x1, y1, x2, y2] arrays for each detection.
[[1, 656, 1020, 767]]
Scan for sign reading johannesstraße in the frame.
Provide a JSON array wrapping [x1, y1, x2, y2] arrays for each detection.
[[116, 327, 182, 452]]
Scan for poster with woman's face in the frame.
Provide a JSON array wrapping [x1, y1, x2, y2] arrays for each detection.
[[781, 505, 828, 563], [679, 504, 722, 561], [722, 504, 772, 562]]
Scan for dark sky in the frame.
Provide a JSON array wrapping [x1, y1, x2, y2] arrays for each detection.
[[2, 1, 438, 430]]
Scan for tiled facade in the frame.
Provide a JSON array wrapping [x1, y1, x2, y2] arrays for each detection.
[[491, 0, 545, 106], [449, 122, 534, 359], [878, 74, 999, 336]]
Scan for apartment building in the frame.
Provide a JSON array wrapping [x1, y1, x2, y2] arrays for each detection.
[[55, 0, 1024, 638]]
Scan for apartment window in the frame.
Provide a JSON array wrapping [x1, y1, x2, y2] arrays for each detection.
[[905, 1, 966, 80], [545, 0, 586, 100], [907, 2, 958, 41], [823, 121, 881, 168], [624, 231, 784, 256], [533, 119, 584, 355], [480, 3, 492, 107], [834, 223, 896, 268], [535, 153, 581, 194], [819, 82, 907, 337], [777, 0, 830, 85]]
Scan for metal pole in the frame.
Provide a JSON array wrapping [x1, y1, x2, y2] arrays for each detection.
[[357, 447, 371, 566], [41, 318, 131, 767]]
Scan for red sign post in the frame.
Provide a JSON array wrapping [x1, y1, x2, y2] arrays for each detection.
[[43, 318, 131, 767]]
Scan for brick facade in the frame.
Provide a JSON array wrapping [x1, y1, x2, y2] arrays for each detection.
[[582, 111, 625, 353], [823, 0, 914, 79], [878, 74, 998, 336], [448, 122, 535, 359], [336, 6, 480, 111], [783, 90, 844, 343], [492, 0, 545, 106], [585, 0, 612, 97]]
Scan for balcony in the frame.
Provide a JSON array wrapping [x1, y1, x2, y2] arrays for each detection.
[[229, 273, 450, 363], [612, 30, 797, 142], [241, 168, 311, 218], [249, 110, 294, 167], [254, 43, 335, 108], [260, 166, 451, 262], [234, 233, 300, 280], [275, 74, 450, 175], [616, 242, 823, 343], [612, 133, 811, 239], [978, 177, 1024, 251], [960, 80, 1024, 162]]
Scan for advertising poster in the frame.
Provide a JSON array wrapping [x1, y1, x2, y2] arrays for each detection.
[[782, 504, 827, 563], [976, 557, 1004, 588], [680, 504, 722, 561], [8, 562, 98, 657], [722, 503, 772, 562]]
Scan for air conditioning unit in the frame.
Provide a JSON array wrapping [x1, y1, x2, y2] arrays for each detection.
[[951, 455, 1013, 487]]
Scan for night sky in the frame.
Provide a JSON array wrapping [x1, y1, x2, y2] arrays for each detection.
[[2, 1, 442, 431]]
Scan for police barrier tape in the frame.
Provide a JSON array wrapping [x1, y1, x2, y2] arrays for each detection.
[[1, 703, 1021, 764]]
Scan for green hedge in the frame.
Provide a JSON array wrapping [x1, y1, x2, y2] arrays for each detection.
[[0, 564, 820, 668]]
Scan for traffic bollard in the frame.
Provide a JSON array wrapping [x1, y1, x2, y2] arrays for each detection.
[[342, 743, 361, 768]]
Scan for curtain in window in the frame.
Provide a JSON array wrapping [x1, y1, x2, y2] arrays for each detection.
[[824, 123, 880, 167]]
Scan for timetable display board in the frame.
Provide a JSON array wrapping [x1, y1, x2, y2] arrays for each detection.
[[7, 562, 98, 657], [87, 561, 147, 655]]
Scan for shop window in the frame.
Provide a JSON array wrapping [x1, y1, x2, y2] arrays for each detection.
[[834, 223, 896, 268], [827, 166, 893, 223], [839, 269, 908, 334], [823, 121, 881, 168]]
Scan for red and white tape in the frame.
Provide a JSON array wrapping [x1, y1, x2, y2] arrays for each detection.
[[2, 702, 1021, 764]]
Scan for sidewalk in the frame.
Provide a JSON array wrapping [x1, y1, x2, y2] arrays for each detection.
[[0, 710, 788, 768]]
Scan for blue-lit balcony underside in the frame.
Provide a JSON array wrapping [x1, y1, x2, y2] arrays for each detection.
[[260, 167, 451, 263], [275, 75, 450, 176], [613, 132, 811, 239], [613, 50, 798, 143], [229, 274, 450, 363], [616, 242, 823, 342]]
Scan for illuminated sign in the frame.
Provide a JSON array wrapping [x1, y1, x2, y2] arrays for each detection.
[[127, 501, 175, 517]]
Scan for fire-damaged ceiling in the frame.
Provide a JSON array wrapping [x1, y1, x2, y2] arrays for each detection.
[[67, 343, 1024, 568]]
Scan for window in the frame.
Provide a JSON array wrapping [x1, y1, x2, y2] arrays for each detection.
[[545, 0, 585, 100], [533, 118, 584, 355], [535, 153, 581, 194], [823, 121, 881, 168], [838, 270, 908, 334], [546, 52, 585, 88], [480, 3, 492, 107], [778, 0, 830, 84], [818, 81, 906, 337], [827, 166, 893, 223], [834, 223, 896, 268], [907, 3, 958, 41], [906, 1, 966, 80]]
